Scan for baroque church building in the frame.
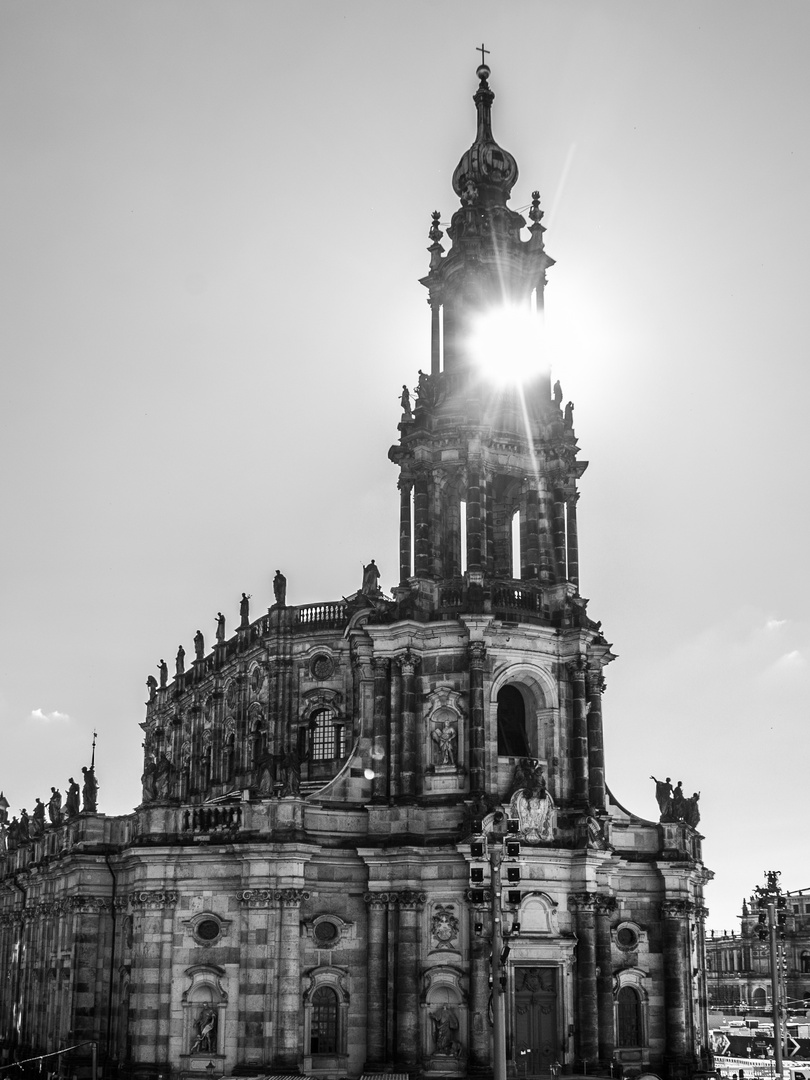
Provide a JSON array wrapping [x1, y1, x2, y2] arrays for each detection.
[[0, 64, 711, 1080]]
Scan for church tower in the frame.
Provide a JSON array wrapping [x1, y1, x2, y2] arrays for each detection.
[[0, 62, 711, 1080]]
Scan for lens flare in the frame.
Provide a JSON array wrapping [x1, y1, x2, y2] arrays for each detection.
[[468, 305, 547, 386]]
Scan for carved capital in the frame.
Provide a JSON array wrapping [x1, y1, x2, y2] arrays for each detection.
[[395, 889, 428, 910], [371, 657, 390, 678], [661, 898, 692, 920], [568, 891, 597, 912], [695, 904, 710, 922], [594, 894, 617, 916], [130, 889, 178, 908], [586, 668, 606, 696], [276, 888, 309, 907], [468, 641, 486, 668], [566, 656, 588, 681], [237, 889, 276, 907], [397, 652, 420, 677], [364, 891, 393, 908]]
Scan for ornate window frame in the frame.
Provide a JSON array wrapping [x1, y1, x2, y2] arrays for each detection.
[[302, 966, 350, 1069], [613, 968, 649, 1053]]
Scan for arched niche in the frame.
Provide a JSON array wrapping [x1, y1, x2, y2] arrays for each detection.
[[420, 966, 467, 1075], [489, 663, 557, 797], [180, 965, 227, 1062]]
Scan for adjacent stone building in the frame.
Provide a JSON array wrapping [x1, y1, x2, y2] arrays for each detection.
[[0, 64, 712, 1080], [707, 888, 810, 1014]]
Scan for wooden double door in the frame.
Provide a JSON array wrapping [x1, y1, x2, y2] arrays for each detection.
[[513, 966, 560, 1077]]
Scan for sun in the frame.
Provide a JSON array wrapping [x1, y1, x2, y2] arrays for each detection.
[[468, 304, 548, 386]]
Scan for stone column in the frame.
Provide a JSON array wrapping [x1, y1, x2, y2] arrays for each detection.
[[389, 663, 402, 800], [566, 491, 580, 587], [430, 299, 441, 375], [468, 642, 486, 795], [522, 483, 540, 580], [537, 477, 553, 583], [413, 476, 431, 578], [371, 658, 389, 802], [567, 657, 589, 805], [466, 465, 482, 572], [364, 893, 390, 1065], [569, 892, 599, 1070], [662, 899, 691, 1075], [467, 891, 491, 1071], [399, 481, 412, 583], [398, 653, 419, 800], [396, 891, 426, 1067], [552, 487, 567, 579], [595, 896, 617, 1067], [586, 667, 607, 811], [276, 888, 308, 1068]]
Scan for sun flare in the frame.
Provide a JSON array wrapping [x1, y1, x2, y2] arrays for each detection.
[[468, 305, 547, 386]]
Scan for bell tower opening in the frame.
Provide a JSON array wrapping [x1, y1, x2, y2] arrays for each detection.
[[497, 685, 530, 757]]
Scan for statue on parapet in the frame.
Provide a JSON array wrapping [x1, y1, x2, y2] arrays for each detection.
[[175, 645, 185, 676], [18, 808, 30, 843], [564, 401, 574, 428], [65, 777, 80, 818], [509, 758, 554, 843], [273, 570, 287, 607], [0, 792, 8, 825], [651, 775, 673, 820], [361, 559, 381, 595], [215, 612, 226, 643], [240, 592, 251, 628], [82, 766, 98, 813], [48, 787, 62, 825], [193, 630, 204, 661], [553, 379, 563, 406], [146, 674, 158, 702], [157, 659, 168, 689], [32, 798, 46, 837], [400, 384, 412, 418], [683, 791, 701, 828]]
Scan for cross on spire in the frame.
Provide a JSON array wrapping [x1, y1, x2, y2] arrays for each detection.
[[477, 43, 490, 66]]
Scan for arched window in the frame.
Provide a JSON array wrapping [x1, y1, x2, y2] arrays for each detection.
[[309, 707, 343, 761], [617, 986, 642, 1047], [310, 986, 338, 1054], [497, 686, 530, 757], [752, 987, 767, 1008], [801, 951, 810, 974]]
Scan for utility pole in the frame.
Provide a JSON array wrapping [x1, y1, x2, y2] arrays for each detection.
[[470, 812, 522, 1080], [755, 870, 786, 1080]]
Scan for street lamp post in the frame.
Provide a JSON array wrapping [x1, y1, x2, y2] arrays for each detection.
[[470, 812, 522, 1080], [755, 871, 786, 1080]]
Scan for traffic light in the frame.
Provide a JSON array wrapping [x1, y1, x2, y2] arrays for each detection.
[[511, 921, 521, 934], [470, 889, 486, 904], [757, 913, 768, 941], [474, 921, 484, 936], [506, 839, 520, 857], [507, 866, 521, 883], [472, 818, 483, 835], [471, 841, 485, 858], [506, 890, 522, 905], [470, 867, 484, 884], [506, 818, 520, 833]]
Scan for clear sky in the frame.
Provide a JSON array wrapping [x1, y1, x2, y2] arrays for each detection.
[[1, 1, 808, 935]]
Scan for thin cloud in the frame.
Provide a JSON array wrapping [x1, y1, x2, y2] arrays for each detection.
[[29, 707, 71, 723], [766, 618, 787, 631]]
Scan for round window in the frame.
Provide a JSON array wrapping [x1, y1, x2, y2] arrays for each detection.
[[311, 654, 334, 681], [617, 926, 638, 949], [196, 919, 220, 942], [314, 920, 338, 944]]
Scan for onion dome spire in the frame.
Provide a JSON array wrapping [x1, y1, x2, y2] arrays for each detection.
[[451, 62, 519, 208]]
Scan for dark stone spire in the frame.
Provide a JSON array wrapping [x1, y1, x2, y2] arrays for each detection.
[[451, 64, 519, 209]]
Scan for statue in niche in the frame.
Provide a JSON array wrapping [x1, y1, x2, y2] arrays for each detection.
[[651, 775, 673, 821], [280, 747, 301, 797], [509, 758, 555, 843], [240, 592, 251, 627], [154, 753, 173, 800], [141, 757, 157, 803], [65, 778, 81, 818], [273, 570, 287, 607], [81, 766, 98, 812], [431, 714, 458, 767], [430, 1004, 462, 1056], [190, 1004, 217, 1053], [194, 630, 205, 661], [361, 559, 381, 595], [48, 787, 63, 826]]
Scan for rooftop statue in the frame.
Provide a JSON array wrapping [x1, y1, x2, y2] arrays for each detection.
[[215, 612, 225, 643], [240, 592, 251, 628], [361, 559, 381, 595], [194, 630, 204, 661], [65, 777, 80, 818], [158, 659, 168, 689], [146, 674, 158, 701], [32, 798, 45, 837], [82, 765, 98, 813], [48, 788, 62, 825], [273, 569, 287, 607], [175, 645, 185, 676]]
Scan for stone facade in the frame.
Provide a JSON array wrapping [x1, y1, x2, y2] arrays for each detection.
[[707, 888, 810, 1013], [0, 64, 712, 1080]]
